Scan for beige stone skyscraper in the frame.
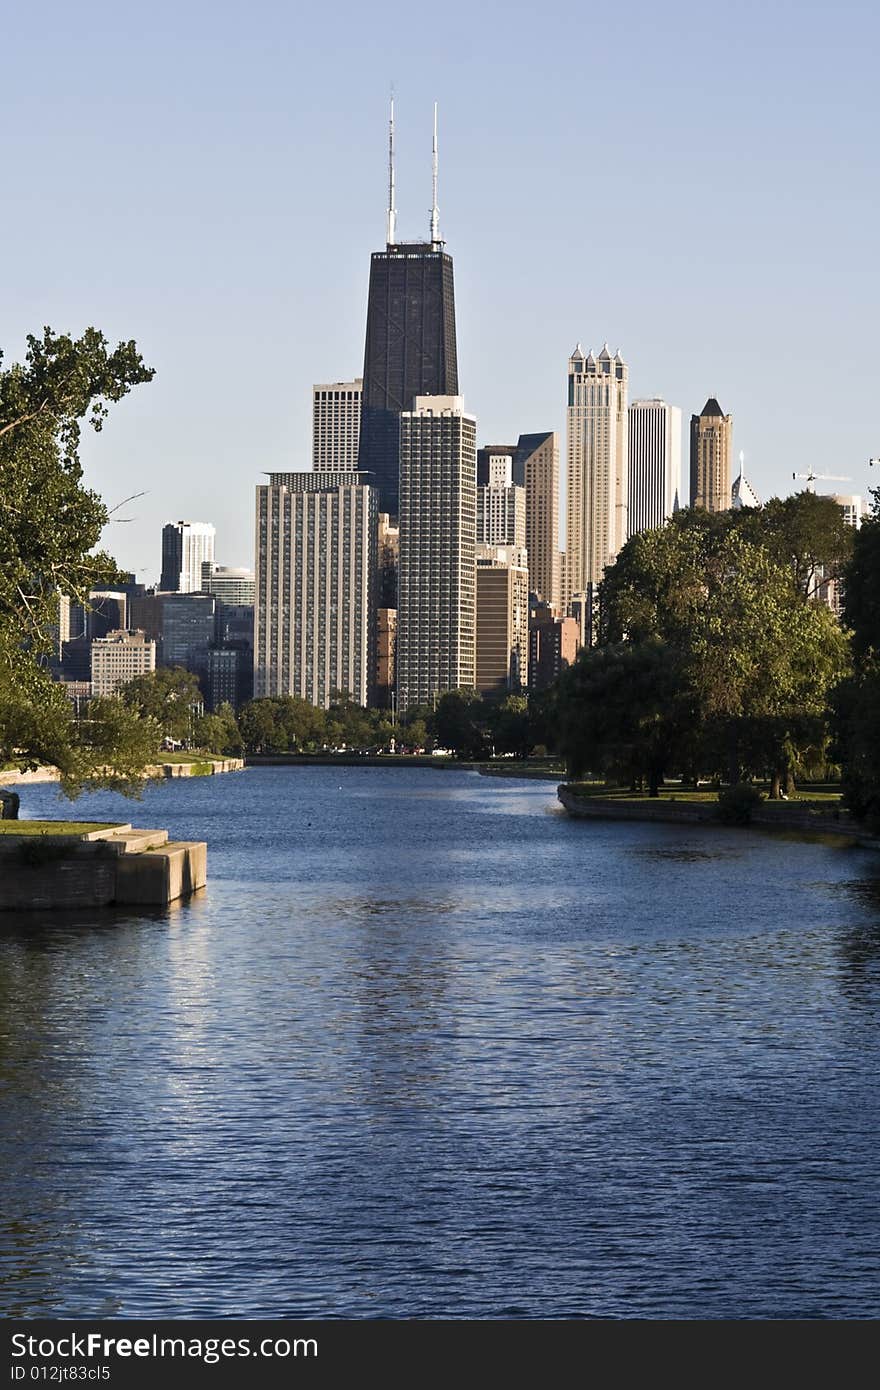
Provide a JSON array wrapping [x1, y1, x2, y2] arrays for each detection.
[[254, 471, 377, 708], [565, 345, 628, 603], [475, 544, 529, 694], [689, 398, 732, 512]]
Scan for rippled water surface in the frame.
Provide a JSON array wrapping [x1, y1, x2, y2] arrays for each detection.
[[2, 767, 879, 1318]]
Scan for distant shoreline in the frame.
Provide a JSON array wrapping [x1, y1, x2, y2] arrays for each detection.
[[245, 754, 564, 778], [557, 783, 880, 847], [1, 757, 244, 786]]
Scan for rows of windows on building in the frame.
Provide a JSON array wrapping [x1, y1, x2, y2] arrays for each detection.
[[49, 551, 256, 712], [51, 373, 861, 720], [51, 182, 862, 720], [251, 198, 865, 717]]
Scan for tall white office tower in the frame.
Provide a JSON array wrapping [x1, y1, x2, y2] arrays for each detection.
[[254, 472, 377, 708], [200, 563, 257, 605], [565, 345, 628, 606], [160, 521, 216, 593], [627, 400, 682, 537], [397, 397, 476, 715], [312, 379, 363, 472], [477, 453, 526, 548]]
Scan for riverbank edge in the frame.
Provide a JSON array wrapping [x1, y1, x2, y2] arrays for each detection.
[[0, 822, 207, 910], [1, 757, 244, 787], [245, 754, 564, 776], [557, 784, 880, 847]]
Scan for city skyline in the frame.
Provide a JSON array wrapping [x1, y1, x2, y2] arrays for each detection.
[[3, 3, 876, 580]]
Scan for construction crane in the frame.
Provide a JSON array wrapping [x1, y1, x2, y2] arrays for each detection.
[[792, 468, 851, 493]]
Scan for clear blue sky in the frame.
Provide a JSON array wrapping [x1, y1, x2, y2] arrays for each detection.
[[3, 0, 878, 581]]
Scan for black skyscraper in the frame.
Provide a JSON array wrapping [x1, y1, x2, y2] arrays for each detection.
[[358, 242, 459, 517]]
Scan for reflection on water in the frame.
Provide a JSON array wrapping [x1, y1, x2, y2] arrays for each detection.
[[1, 767, 879, 1318], [628, 847, 739, 863]]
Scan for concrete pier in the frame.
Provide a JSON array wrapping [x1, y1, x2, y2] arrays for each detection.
[[0, 824, 207, 911]]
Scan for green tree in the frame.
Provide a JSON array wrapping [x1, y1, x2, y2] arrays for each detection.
[[758, 490, 855, 602], [238, 699, 281, 753], [326, 692, 373, 750], [832, 489, 880, 826], [831, 659, 880, 831], [401, 717, 429, 751], [0, 328, 156, 792], [193, 703, 242, 756], [237, 696, 326, 754], [680, 532, 847, 788], [597, 518, 849, 792], [556, 638, 686, 794], [842, 489, 880, 654], [433, 690, 488, 759], [121, 667, 203, 743], [487, 694, 534, 759]]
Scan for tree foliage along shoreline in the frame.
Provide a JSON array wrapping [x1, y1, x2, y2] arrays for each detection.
[[559, 498, 852, 796], [0, 329, 159, 793], [832, 488, 880, 830]]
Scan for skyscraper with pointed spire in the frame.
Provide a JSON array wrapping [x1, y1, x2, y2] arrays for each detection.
[[357, 101, 459, 518], [690, 398, 732, 512]]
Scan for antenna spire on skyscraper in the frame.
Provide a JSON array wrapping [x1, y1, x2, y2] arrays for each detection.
[[430, 102, 440, 245], [387, 89, 397, 246]]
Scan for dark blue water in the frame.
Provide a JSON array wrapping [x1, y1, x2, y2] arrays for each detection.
[[1, 767, 879, 1318]]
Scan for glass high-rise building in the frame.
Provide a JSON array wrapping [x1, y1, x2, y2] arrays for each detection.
[[357, 104, 458, 518], [358, 244, 459, 518], [160, 521, 216, 593]]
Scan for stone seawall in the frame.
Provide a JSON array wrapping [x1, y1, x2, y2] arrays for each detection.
[[146, 758, 244, 778], [557, 785, 866, 839], [0, 825, 207, 911], [557, 787, 717, 824], [0, 757, 243, 786]]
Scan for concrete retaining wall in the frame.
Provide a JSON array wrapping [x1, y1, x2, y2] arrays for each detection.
[[1, 758, 243, 786], [0, 826, 207, 911], [557, 785, 865, 839], [145, 758, 244, 778]]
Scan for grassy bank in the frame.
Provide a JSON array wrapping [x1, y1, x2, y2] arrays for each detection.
[[563, 781, 843, 807], [0, 821, 114, 836], [557, 781, 862, 840]]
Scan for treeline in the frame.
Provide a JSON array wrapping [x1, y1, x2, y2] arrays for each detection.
[[551, 489, 880, 828], [115, 490, 880, 829], [113, 670, 550, 762], [832, 491, 880, 830], [232, 690, 545, 761], [552, 494, 853, 798]]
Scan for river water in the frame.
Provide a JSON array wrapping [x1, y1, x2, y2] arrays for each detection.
[[1, 767, 879, 1318]]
